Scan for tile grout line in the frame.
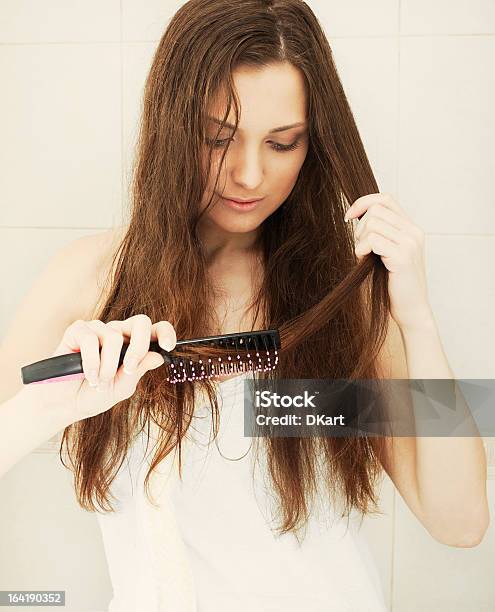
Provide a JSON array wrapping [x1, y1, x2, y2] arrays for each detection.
[[0, 33, 494, 46], [390, 4, 401, 607], [390, 486, 397, 612], [120, 0, 125, 227]]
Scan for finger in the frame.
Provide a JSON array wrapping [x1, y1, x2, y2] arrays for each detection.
[[355, 216, 403, 246], [107, 314, 153, 375], [151, 320, 177, 352], [113, 348, 164, 389], [105, 315, 154, 344], [354, 203, 407, 240], [80, 320, 124, 391], [77, 327, 102, 387], [355, 232, 400, 260], [53, 319, 94, 355], [346, 193, 411, 223], [55, 319, 102, 386]]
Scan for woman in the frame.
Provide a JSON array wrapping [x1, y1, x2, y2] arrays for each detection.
[[0, 0, 488, 611]]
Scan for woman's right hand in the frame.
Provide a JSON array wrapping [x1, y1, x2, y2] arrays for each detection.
[[22, 315, 177, 426]]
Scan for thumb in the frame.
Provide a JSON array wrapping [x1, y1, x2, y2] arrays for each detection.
[[142, 352, 166, 372]]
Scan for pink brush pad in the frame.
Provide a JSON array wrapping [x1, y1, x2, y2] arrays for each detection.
[[29, 373, 86, 384]]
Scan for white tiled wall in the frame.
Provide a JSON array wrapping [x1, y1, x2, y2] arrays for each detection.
[[0, 2, 494, 611]]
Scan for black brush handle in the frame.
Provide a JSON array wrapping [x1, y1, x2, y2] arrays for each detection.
[[20, 340, 169, 385]]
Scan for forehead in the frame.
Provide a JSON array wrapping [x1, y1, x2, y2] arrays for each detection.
[[207, 62, 307, 132]]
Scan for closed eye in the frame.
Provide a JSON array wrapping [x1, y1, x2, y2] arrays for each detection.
[[205, 137, 302, 153]]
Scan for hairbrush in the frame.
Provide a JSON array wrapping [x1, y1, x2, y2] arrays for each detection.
[[20, 329, 281, 385]]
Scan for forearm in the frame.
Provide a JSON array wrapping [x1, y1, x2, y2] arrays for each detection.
[[400, 318, 489, 542], [0, 387, 70, 480]]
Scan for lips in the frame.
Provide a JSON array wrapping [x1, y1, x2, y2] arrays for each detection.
[[221, 197, 262, 212], [222, 195, 263, 203]]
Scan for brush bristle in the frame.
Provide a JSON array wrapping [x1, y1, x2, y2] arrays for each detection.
[[164, 331, 280, 384]]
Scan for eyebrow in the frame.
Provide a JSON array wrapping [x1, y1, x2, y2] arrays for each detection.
[[207, 115, 306, 134]]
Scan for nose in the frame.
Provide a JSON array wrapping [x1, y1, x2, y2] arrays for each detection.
[[230, 144, 264, 191]]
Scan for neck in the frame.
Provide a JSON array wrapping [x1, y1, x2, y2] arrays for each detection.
[[197, 217, 262, 266]]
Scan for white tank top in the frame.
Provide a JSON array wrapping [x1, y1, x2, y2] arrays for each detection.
[[95, 371, 387, 612]]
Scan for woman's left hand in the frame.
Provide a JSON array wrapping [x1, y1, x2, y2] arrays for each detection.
[[345, 192, 435, 332]]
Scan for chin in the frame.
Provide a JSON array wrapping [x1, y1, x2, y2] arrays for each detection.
[[208, 209, 259, 226], [219, 220, 262, 233]]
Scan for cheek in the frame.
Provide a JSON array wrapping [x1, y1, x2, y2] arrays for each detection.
[[199, 158, 224, 209], [271, 151, 307, 189], [202, 152, 225, 188]]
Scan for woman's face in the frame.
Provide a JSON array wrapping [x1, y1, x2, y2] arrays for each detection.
[[199, 61, 309, 237]]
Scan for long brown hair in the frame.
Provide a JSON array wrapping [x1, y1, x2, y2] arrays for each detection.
[[61, 0, 391, 536]]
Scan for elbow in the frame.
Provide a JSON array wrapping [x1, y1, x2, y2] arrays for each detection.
[[429, 507, 491, 548], [442, 529, 487, 549]]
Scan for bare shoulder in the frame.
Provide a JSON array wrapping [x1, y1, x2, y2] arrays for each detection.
[[0, 224, 128, 402], [72, 223, 128, 319]]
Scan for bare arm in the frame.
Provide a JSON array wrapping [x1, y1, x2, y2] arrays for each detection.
[[400, 319, 489, 545], [376, 313, 489, 547], [0, 227, 123, 479], [0, 227, 122, 404], [0, 386, 71, 480]]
